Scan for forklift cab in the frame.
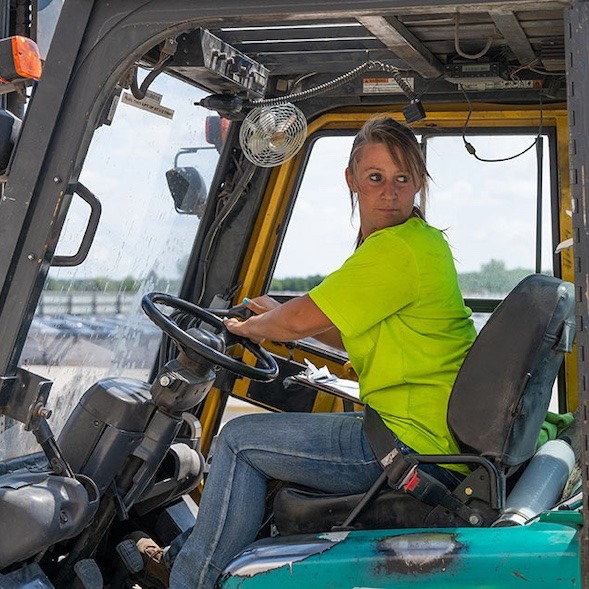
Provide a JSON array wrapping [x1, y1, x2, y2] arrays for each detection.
[[0, 2, 587, 588]]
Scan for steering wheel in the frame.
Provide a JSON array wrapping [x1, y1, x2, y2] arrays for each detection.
[[141, 292, 279, 382]]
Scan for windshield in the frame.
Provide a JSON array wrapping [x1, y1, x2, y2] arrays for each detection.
[[1, 73, 220, 460]]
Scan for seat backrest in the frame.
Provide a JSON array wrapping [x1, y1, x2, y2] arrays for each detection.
[[448, 274, 575, 469]]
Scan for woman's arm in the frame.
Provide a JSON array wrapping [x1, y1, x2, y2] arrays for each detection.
[[308, 326, 344, 350], [224, 294, 338, 346]]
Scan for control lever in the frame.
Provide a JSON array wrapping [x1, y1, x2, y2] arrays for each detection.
[[209, 303, 254, 320]]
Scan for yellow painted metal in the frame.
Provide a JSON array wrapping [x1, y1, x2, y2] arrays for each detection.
[[198, 386, 226, 455], [231, 349, 268, 406], [554, 116, 577, 410]]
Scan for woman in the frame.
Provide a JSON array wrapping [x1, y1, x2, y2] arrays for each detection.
[[168, 116, 476, 589]]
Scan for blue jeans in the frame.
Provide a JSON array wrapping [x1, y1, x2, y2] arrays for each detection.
[[169, 411, 463, 589]]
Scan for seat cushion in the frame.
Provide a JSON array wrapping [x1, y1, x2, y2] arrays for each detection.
[[273, 485, 468, 535]]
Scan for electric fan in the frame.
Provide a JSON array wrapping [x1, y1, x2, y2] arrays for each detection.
[[239, 102, 307, 167]]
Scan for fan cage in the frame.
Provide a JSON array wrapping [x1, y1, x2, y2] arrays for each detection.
[[239, 103, 308, 167]]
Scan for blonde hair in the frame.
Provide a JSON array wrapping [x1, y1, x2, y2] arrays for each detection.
[[348, 116, 429, 246]]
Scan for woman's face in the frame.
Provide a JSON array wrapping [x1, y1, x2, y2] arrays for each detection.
[[346, 141, 419, 239]]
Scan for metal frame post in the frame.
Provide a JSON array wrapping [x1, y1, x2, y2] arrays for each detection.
[[566, 1, 589, 586]]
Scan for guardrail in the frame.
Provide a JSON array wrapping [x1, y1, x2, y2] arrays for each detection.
[[37, 292, 138, 316]]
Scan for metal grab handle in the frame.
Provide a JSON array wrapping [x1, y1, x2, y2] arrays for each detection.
[[52, 182, 102, 267]]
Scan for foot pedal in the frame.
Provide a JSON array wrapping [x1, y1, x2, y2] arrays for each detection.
[[116, 538, 144, 573], [73, 559, 103, 589]]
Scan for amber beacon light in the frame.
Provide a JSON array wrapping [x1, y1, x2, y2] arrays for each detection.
[[0, 36, 42, 84]]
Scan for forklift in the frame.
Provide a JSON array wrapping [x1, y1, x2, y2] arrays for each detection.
[[0, 1, 587, 587]]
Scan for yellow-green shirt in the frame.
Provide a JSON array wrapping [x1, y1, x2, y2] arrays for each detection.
[[309, 217, 476, 474]]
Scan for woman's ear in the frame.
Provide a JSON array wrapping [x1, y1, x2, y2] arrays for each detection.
[[345, 167, 354, 191]]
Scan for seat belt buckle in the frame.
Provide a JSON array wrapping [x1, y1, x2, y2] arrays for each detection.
[[400, 468, 449, 507], [399, 465, 420, 491]]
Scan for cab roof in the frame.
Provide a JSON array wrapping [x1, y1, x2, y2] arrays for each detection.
[[160, 1, 569, 104]]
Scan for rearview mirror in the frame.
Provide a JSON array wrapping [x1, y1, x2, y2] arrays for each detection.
[[165, 166, 208, 217]]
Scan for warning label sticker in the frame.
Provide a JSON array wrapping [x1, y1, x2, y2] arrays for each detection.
[[121, 90, 175, 120], [362, 77, 414, 94]]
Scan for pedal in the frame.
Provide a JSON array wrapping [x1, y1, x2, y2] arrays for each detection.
[[116, 538, 144, 573], [73, 559, 103, 589]]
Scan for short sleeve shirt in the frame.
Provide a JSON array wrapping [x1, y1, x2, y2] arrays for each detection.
[[309, 217, 476, 472]]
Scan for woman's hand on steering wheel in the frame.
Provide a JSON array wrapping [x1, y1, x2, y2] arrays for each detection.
[[224, 295, 283, 343], [223, 316, 263, 344]]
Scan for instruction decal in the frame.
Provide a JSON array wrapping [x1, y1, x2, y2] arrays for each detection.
[[121, 90, 175, 120]]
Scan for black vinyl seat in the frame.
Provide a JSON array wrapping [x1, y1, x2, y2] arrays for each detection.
[[273, 274, 576, 535]]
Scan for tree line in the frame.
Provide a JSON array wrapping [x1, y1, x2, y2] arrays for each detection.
[[455, 260, 538, 295], [271, 260, 540, 296], [44, 270, 179, 294], [44, 260, 541, 296]]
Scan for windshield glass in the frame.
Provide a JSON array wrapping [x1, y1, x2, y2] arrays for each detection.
[[1, 73, 220, 460]]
